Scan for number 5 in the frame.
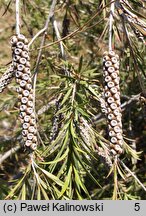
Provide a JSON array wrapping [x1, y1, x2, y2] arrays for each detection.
[[134, 203, 140, 211]]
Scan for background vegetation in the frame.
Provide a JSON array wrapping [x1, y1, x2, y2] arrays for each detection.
[[0, 0, 146, 200]]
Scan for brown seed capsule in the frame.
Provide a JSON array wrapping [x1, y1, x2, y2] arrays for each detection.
[[113, 109, 120, 116], [26, 107, 33, 115], [109, 130, 116, 137], [32, 136, 37, 142], [10, 35, 18, 45], [13, 55, 21, 62], [21, 97, 28, 104], [117, 132, 123, 140], [16, 87, 22, 93], [118, 139, 123, 146], [113, 92, 120, 100], [114, 126, 122, 133], [28, 126, 36, 133], [113, 77, 120, 85], [19, 58, 27, 65], [22, 73, 30, 81], [111, 72, 118, 79], [18, 94, 23, 100], [28, 93, 33, 100], [17, 34, 26, 42], [105, 76, 112, 82], [21, 51, 28, 58], [17, 41, 24, 49], [108, 67, 115, 73], [114, 144, 123, 153], [30, 118, 36, 125], [116, 100, 121, 106], [24, 38, 29, 44], [24, 115, 31, 122], [23, 122, 30, 129], [114, 63, 119, 70], [105, 91, 111, 98], [111, 57, 118, 64], [27, 101, 34, 107], [22, 90, 30, 97], [31, 143, 37, 150], [105, 61, 112, 68], [20, 104, 27, 112], [108, 51, 115, 57], [111, 136, 118, 143], [25, 61, 30, 68], [110, 103, 117, 110], [14, 48, 22, 55], [107, 97, 115, 104], [27, 133, 34, 140], [110, 119, 118, 127], [30, 113, 36, 119], [24, 67, 31, 74], [20, 80, 27, 88], [103, 55, 110, 62], [23, 45, 29, 51], [19, 112, 26, 119], [25, 140, 32, 147], [17, 64, 25, 71], [108, 113, 115, 120], [107, 81, 115, 88], [103, 70, 109, 77], [15, 71, 23, 78], [25, 84, 32, 91], [117, 115, 122, 122], [110, 149, 117, 155], [22, 130, 28, 136]]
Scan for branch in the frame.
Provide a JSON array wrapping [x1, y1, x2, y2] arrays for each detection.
[[120, 159, 146, 192], [32, 0, 57, 104], [52, 17, 71, 76], [28, 27, 46, 47], [0, 146, 20, 165], [52, 17, 66, 59], [109, 1, 115, 51], [15, 0, 20, 35]]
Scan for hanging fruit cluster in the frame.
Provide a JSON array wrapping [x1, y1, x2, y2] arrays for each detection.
[[11, 34, 37, 151], [0, 64, 14, 93], [103, 51, 123, 156]]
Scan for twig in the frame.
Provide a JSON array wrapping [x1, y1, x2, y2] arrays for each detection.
[[52, 17, 66, 59], [120, 159, 146, 192], [37, 98, 57, 116], [0, 146, 20, 165], [15, 0, 20, 35], [32, 0, 57, 146], [28, 27, 46, 47], [32, 0, 57, 101], [52, 17, 70, 76], [109, 1, 115, 51]]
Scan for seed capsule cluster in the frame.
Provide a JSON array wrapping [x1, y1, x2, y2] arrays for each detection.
[[50, 99, 61, 142], [11, 34, 37, 151], [103, 51, 123, 155], [0, 64, 14, 93]]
